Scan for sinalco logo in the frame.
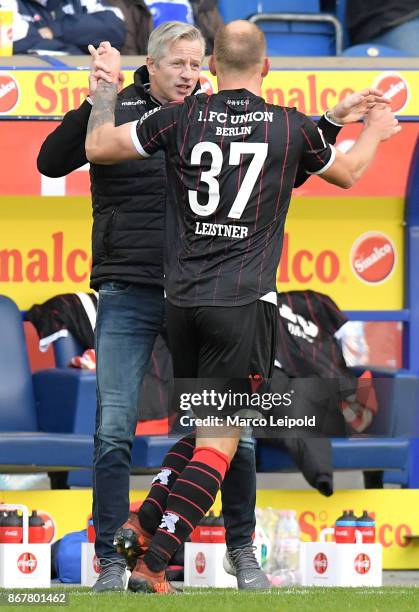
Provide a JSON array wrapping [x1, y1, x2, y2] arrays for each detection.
[[17, 552, 37, 574], [0, 72, 19, 114], [195, 551, 206, 574], [313, 551, 328, 574], [354, 553, 371, 574], [350, 232, 396, 284], [373, 72, 409, 113], [199, 74, 213, 95]]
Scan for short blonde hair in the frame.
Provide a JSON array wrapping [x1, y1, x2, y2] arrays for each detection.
[[148, 21, 206, 64], [215, 21, 266, 72]]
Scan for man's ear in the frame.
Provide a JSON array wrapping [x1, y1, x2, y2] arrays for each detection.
[[261, 57, 270, 77], [146, 55, 156, 76], [208, 55, 217, 76]]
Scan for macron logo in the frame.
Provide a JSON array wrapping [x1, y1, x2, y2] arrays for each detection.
[[121, 100, 146, 106]]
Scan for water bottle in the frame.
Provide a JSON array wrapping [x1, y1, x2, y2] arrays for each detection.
[[335, 509, 356, 543], [1, 510, 22, 543], [255, 507, 276, 572], [28, 510, 45, 543], [253, 523, 270, 569], [190, 516, 203, 543], [273, 510, 287, 570], [0, 511, 7, 543], [201, 511, 215, 543], [347, 510, 358, 539], [273, 510, 300, 585], [356, 510, 375, 543], [282, 510, 300, 581]]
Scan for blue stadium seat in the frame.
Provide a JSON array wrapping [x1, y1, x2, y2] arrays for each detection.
[[262, 1, 320, 11], [218, 1, 321, 22], [0, 295, 95, 472], [53, 334, 84, 368], [257, 437, 411, 472], [341, 44, 407, 57], [334, 0, 350, 47], [252, 17, 340, 55], [0, 433, 93, 471], [218, 0, 342, 55]]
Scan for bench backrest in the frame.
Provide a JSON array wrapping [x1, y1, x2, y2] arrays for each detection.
[[0, 295, 38, 431]]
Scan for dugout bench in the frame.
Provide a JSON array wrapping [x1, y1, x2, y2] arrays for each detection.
[[1, 289, 417, 489]]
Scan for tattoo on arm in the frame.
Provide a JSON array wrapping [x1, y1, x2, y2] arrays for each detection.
[[87, 81, 118, 136]]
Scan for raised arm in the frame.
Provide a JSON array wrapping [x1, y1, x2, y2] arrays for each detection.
[[37, 101, 91, 177], [85, 44, 140, 164], [38, 44, 125, 176], [294, 88, 390, 188], [320, 105, 401, 188]]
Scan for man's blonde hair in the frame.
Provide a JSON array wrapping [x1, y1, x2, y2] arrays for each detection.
[[214, 21, 266, 72], [147, 21, 206, 64]]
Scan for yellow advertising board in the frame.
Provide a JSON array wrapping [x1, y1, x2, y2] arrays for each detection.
[[203, 69, 418, 117], [1, 489, 418, 569], [0, 66, 410, 312], [0, 68, 418, 117], [0, 195, 403, 311], [279, 196, 404, 310], [0, 196, 91, 309]]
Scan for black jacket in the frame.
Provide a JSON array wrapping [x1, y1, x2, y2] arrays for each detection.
[[37, 66, 167, 289], [346, 0, 419, 45]]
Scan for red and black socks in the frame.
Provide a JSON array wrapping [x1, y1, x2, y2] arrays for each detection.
[[143, 446, 230, 572], [138, 435, 196, 536]]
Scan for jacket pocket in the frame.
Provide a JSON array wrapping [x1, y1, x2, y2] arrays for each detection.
[[103, 209, 117, 256]]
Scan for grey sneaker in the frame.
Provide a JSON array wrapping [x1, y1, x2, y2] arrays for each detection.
[[92, 558, 128, 592], [223, 546, 271, 590]]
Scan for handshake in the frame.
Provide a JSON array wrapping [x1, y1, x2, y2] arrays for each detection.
[[88, 41, 124, 94]]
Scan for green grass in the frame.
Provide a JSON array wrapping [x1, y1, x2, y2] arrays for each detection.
[[2, 587, 419, 612]]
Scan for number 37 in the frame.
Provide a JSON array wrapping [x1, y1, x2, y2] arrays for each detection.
[[188, 142, 268, 220]]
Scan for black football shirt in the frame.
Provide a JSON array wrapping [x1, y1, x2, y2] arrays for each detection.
[[276, 290, 348, 378], [131, 89, 335, 307]]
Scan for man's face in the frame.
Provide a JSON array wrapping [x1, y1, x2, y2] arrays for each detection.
[[148, 38, 203, 104]]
